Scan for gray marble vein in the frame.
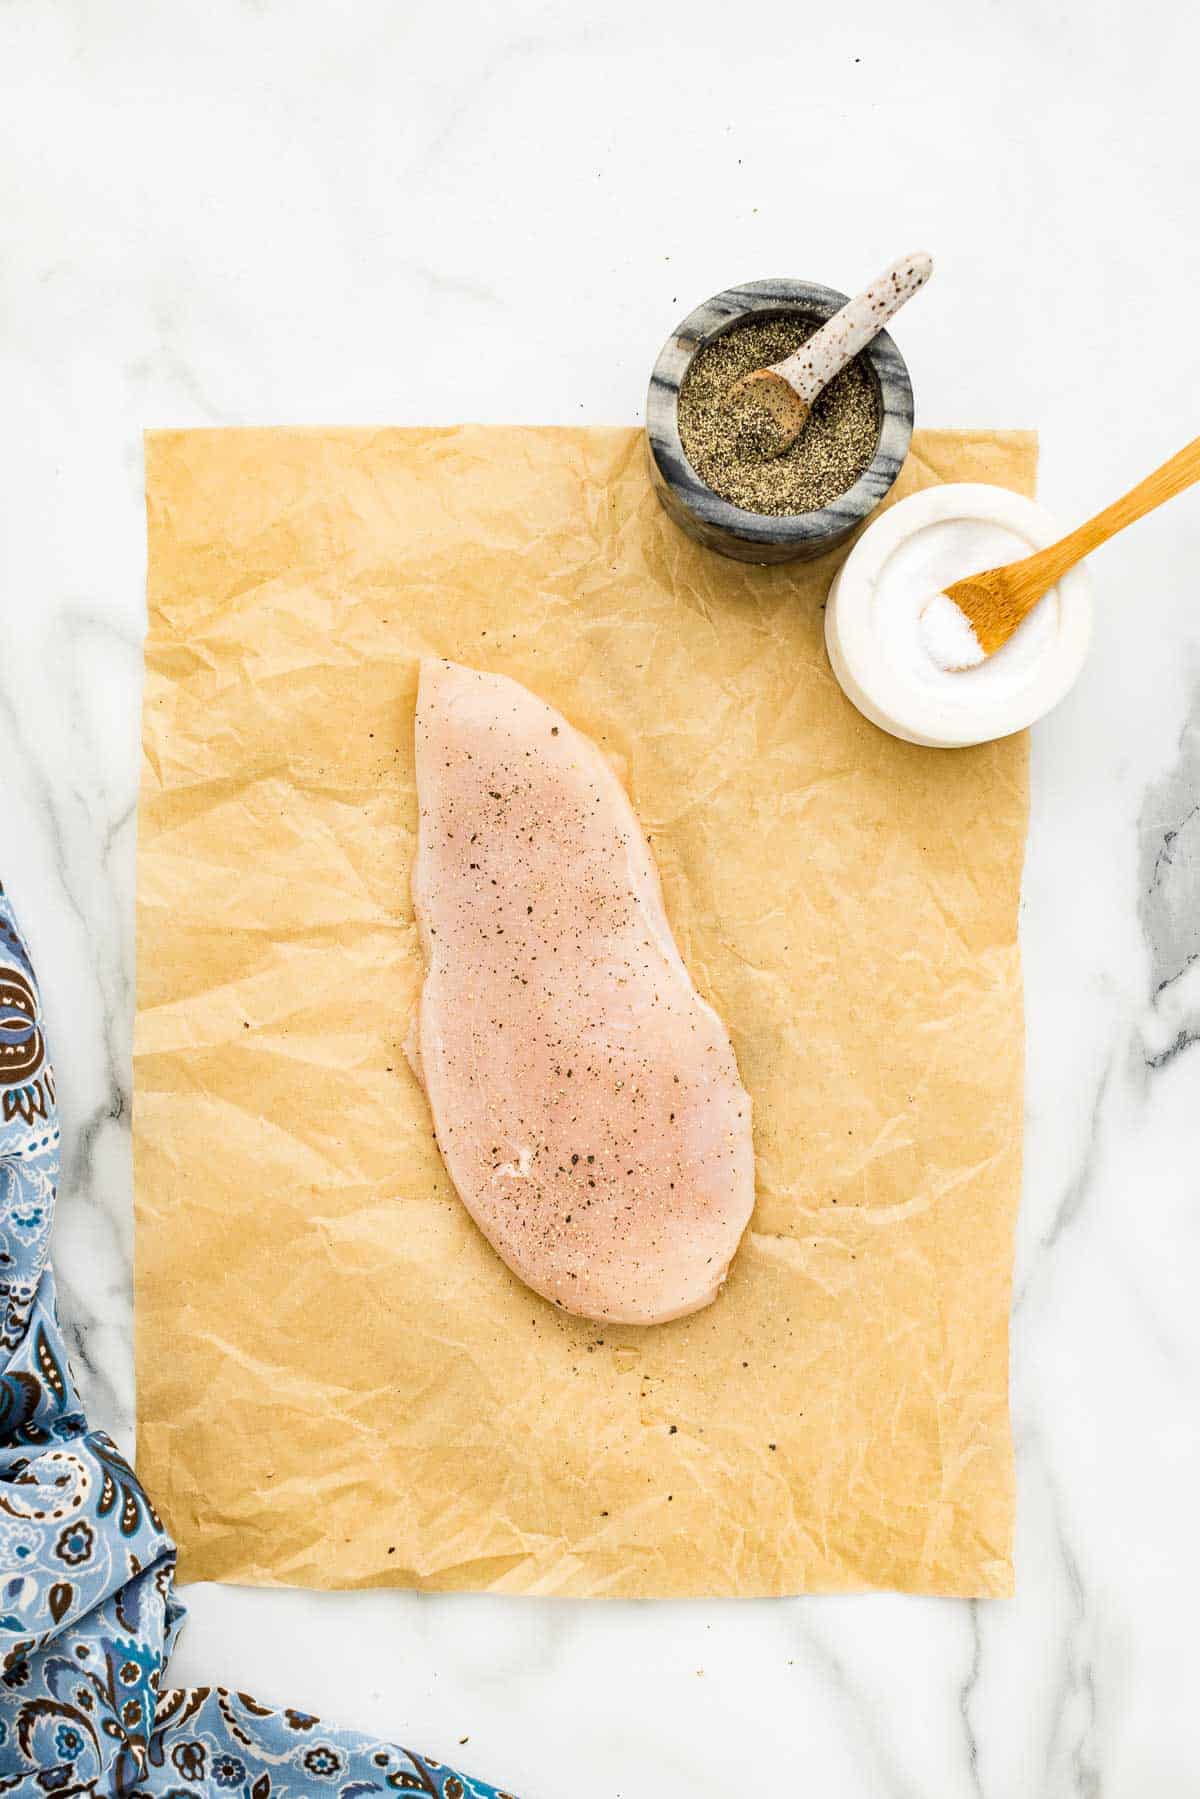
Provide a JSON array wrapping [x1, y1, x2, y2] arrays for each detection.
[[1139, 691, 1200, 1083], [958, 1603, 984, 1799]]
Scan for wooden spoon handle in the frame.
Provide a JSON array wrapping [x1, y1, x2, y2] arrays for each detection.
[[770, 252, 932, 406], [1015, 435, 1200, 597]]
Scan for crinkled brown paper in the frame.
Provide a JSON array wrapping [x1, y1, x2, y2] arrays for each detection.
[[135, 426, 1035, 1598]]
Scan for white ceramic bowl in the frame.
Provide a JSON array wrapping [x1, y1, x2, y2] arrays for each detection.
[[825, 483, 1093, 748]]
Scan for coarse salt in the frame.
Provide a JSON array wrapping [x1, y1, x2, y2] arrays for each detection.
[[918, 591, 985, 671]]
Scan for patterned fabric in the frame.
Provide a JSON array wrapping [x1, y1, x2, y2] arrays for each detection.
[[0, 884, 515, 1798]]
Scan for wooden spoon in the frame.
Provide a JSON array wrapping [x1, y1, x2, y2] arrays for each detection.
[[729, 251, 933, 459], [921, 436, 1200, 671]]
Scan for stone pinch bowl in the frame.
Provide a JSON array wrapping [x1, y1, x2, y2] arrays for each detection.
[[645, 278, 915, 565]]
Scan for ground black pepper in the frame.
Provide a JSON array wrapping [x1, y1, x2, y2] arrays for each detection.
[[678, 314, 880, 516]]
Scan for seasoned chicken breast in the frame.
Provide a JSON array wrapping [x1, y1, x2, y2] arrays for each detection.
[[407, 659, 755, 1324]]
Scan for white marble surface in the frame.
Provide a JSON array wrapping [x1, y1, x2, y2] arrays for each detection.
[[2, 1, 1199, 1793]]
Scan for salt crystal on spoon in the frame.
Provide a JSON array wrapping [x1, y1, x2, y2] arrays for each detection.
[[918, 591, 986, 671]]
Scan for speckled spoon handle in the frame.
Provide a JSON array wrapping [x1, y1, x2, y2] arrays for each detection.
[[770, 252, 932, 406]]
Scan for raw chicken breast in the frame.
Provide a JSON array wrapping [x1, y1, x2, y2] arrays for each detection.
[[407, 659, 755, 1325]]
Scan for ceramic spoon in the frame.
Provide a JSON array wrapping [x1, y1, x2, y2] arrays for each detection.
[[920, 435, 1200, 671], [730, 251, 933, 458]]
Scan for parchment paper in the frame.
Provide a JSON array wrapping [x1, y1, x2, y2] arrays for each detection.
[[135, 426, 1035, 1598]]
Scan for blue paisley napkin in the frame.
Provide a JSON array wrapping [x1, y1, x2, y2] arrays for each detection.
[[0, 882, 516, 1798]]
